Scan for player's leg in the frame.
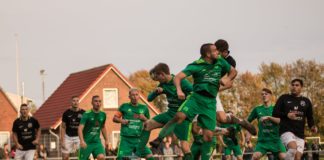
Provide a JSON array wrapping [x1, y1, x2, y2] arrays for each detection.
[[93, 142, 106, 160], [174, 119, 192, 160], [116, 136, 133, 160], [281, 132, 297, 160], [62, 135, 74, 160], [150, 95, 197, 148]]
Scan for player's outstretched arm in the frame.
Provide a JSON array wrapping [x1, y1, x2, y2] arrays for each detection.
[[174, 72, 186, 100]]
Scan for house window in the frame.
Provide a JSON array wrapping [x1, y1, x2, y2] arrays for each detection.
[[112, 131, 120, 149], [0, 131, 10, 147], [103, 88, 118, 109]]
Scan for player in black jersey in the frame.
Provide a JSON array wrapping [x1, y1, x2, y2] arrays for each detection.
[[273, 79, 318, 160], [60, 96, 85, 160], [12, 103, 41, 160]]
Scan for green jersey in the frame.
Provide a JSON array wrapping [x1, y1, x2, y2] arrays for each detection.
[[80, 110, 106, 144], [248, 105, 280, 142], [182, 56, 231, 98], [221, 123, 241, 146], [119, 103, 150, 137], [147, 75, 193, 112]]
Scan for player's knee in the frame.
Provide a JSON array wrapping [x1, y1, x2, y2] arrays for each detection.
[[252, 153, 261, 160], [96, 154, 105, 160], [174, 112, 186, 123]]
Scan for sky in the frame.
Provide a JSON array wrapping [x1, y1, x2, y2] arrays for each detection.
[[1, 0, 323, 106]]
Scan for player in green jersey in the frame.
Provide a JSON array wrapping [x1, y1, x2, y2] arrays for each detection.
[[113, 88, 154, 160], [141, 63, 194, 159], [150, 43, 237, 160], [247, 88, 286, 160], [218, 115, 245, 160], [78, 95, 108, 160]]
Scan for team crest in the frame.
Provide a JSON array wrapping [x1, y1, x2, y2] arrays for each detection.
[[28, 123, 33, 128], [300, 100, 306, 106], [128, 109, 131, 112], [78, 114, 82, 118], [24, 128, 27, 132], [294, 106, 298, 110], [139, 110, 144, 114], [72, 119, 75, 122]]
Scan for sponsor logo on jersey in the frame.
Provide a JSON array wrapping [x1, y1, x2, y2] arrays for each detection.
[[28, 123, 33, 128], [300, 100, 306, 106]]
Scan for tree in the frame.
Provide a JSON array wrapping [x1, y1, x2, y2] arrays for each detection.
[[128, 70, 167, 111]]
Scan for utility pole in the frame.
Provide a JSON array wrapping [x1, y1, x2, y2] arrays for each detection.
[[15, 33, 21, 106], [40, 69, 46, 102]]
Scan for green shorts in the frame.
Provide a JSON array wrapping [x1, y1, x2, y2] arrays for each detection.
[[255, 140, 286, 156], [179, 92, 216, 131], [117, 136, 152, 159], [79, 142, 105, 160], [191, 136, 217, 159], [224, 145, 242, 156], [153, 110, 192, 141]]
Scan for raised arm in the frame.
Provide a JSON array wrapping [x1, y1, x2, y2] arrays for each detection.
[[174, 72, 187, 100]]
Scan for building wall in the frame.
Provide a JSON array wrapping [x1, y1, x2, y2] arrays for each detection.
[[0, 91, 17, 132]]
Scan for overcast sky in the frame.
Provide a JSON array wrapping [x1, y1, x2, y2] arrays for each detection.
[[1, 0, 323, 106]]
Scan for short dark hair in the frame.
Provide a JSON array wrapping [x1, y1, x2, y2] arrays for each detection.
[[262, 88, 272, 94], [71, 96, 78, 99], [200, 43, 214, 57], [215, 39, 229, 53], [153, 63, 170, 75], [92, 95, 100, 101], [20, 103, 28, 109], [291, 78, 303, 87]]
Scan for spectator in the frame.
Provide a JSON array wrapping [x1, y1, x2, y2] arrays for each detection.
[[10, 145, 16, 159], [312, 140, 320, 160], [243, 141, 253, 160], [3, 143, 10, 160], [162, 137, 174, 160], [38, 144, 48, 160]]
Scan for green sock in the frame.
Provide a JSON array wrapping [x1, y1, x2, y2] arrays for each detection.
[[184, 152, 193, 160], [201, 140, 213, 160], [158, 121, 177, 139]]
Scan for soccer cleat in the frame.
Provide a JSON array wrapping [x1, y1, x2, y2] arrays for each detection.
[[149, 137, 162, 148], [231, 115, 257, 135]]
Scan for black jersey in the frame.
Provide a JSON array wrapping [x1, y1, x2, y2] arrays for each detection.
[[62, 108, 85, 137], [225, 55, 236, 68], [12, 117, 40, 150], [273, 94, 315, 139]]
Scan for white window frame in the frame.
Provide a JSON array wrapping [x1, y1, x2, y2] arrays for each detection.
[[0, 131, 11, 147], [103, 88, 118, 109], [112, 131, 120, 149]]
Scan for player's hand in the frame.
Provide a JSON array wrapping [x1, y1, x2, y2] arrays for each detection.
[[177, 90, 185, 100], [121, 119, 129, 125], [17, 143, 23, 150], [105, 141, 109, 149], [221, 128, 229, 135], [220, 77, 232, 88], [260, 116, 270, 123], [32, 139, 39, 145], [137, 114, 147, 121], [80, 141, 87, 149], [311, 126, 318, 133], [155, 87, 163, 94], [287, 111, 298, 120]]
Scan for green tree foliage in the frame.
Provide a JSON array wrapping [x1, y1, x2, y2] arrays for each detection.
[[221, 59, 323, 136], [128, 70, 167, 111]]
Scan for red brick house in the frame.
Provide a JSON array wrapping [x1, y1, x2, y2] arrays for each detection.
[[0, 87, 18, 147], [34, 64, 160, 157]]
